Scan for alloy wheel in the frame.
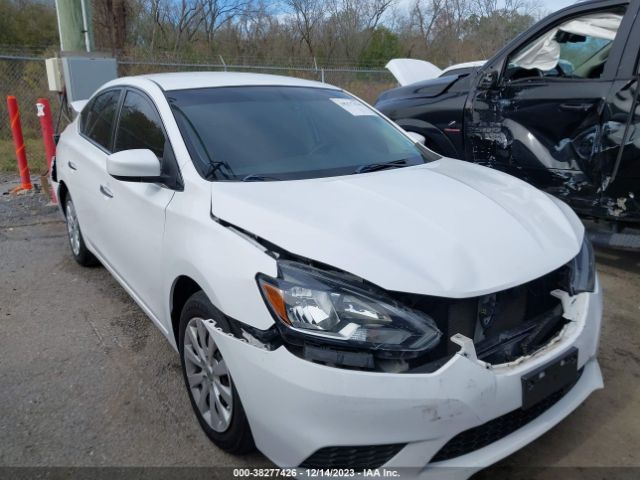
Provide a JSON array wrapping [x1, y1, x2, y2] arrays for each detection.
[[183, 317, 234, 432], [66, 201, 81, 256]]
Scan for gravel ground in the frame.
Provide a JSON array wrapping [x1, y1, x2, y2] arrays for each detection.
[[1, 175, 639, 479]]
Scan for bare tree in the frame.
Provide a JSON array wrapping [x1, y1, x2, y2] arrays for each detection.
[[201, 0, 250, 45], [94, 0, 129, 54], [169, 0, 205, 51], [145, 0, 169, 51], [473, 0, 540, 18], [412, 0, 443, 42], [90, 0, 541, 69], [328, 0, 395, 61], [285, 0, 326, 58], [465, 0, 540, 58]]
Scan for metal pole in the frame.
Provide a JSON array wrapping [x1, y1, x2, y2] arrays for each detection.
[[54, 0, 94, 52], [79, 0, 92, 52]]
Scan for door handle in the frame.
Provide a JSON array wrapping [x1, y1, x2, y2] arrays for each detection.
[[559, 103, 593, 112], [99, 184, 114, 198], [68, 161, 77, 170]]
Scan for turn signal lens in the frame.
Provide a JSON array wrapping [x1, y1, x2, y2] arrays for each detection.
[[261, 283, 290, 325]]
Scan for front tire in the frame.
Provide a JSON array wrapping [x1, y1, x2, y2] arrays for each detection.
[[179, 291, 255, 454], [64, 195, 98, 267]]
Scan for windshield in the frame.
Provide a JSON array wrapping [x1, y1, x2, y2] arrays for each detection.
[[166, 86, 439, 181]]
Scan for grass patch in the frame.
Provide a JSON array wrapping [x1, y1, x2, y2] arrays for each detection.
[[0, 137, 47, 174]]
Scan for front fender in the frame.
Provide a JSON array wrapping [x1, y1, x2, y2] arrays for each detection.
[[395, 118, 459, 158], [162, 188, 278, 349]]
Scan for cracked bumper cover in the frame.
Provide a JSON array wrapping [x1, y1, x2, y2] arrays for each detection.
[[204, 277, 603, 474]]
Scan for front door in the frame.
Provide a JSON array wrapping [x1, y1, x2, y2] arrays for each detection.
[[465, 2, 634, 213], [598, 11, 640, 223], [99, 88, 178, 319]]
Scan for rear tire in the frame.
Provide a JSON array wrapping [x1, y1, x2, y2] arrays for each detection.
[[179, 291, 255, 454], [64, 195, 98, 267]]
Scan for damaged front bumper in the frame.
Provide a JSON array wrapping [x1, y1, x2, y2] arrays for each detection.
[[204, 277, 603, 475]]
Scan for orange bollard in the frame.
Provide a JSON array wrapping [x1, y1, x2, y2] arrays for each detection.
[[36, 98, 58, 203], [7, 96, 32, 193]]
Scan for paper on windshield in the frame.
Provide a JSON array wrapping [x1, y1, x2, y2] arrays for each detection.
[[331, 98, 377, 116]]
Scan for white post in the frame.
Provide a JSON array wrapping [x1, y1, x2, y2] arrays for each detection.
[[79, 0, 92, 52]]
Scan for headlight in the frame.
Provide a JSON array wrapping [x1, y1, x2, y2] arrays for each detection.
[[257, 261, 441, 357], [568, 235, 595, 295]]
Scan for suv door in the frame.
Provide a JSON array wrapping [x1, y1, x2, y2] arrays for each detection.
[[100, 88, 180, 320], [71, 88, 122, 253], [598, 10, 640, 222], [465, 2, 635, 207]]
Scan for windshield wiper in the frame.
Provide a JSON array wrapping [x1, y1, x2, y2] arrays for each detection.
[[170, 102, 236, 181], [241, 174, 281, 182], [209, 161, 236, 178], [354, 159, 408, 174]]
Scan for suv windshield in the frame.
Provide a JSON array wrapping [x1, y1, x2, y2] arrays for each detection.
[[167, 86, 439, 181]]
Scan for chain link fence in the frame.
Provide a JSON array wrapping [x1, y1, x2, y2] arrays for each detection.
[[0, 53, 396, 172]]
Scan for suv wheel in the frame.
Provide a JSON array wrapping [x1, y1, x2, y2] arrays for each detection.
[[179, 291, 255, 453]]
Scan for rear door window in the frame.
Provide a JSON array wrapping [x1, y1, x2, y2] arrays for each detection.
[[80, 89, 121, 151]]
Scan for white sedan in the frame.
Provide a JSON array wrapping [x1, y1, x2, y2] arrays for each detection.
[[53, 72, 603, 478]]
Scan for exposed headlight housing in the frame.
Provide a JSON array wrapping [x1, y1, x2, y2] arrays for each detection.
[[257, 261, 441, 358], [567, 235, 596, 295]]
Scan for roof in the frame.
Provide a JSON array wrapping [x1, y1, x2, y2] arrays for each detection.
[[129, 71, 341, 91]]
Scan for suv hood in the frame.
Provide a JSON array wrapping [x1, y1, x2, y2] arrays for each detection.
[[375, 74, 468, 108], [210, 159, 583, 298], [385, 58, 486, 86]]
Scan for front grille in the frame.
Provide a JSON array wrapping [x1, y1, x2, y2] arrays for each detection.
[[431, 369, 583, 463], [391, 265, 568, 371], [300, 443, 406, 469]]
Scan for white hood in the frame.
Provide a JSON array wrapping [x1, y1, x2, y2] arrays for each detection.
[[385, 59, 486, 86], [385, 59, 442, 86], [210, 159, 583, 298], [441, 60, 486, 75]]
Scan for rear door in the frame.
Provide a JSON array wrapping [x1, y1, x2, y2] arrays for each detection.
[[68, 88, 122, 253], [465, 1, 635, 205], [99, 88, 179, 318]]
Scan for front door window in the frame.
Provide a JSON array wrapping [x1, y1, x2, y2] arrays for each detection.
[[505, 9, 625, 81]]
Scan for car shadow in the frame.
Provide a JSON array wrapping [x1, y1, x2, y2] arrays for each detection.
[[594, 247, 640, 274]]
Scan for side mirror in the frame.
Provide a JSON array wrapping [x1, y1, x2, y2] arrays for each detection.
[[406, 131, 426, 145], [107, 149, 161, 182], [478, 70, 498, 90]]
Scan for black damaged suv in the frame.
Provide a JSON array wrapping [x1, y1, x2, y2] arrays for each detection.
[[376, 0, 640, 247]]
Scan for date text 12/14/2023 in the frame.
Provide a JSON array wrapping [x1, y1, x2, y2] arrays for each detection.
[[232, 468, 401, 477]]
